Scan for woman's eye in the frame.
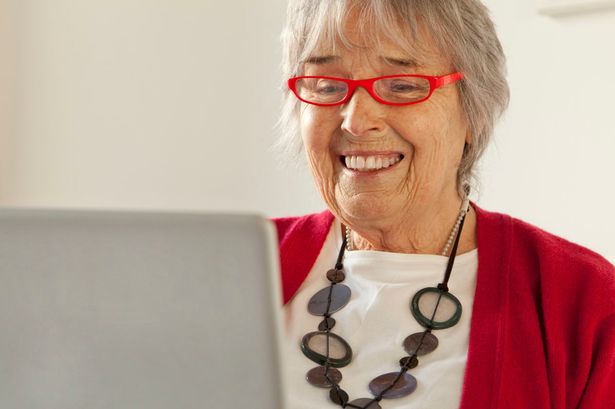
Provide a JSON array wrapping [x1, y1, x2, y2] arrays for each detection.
[[317, 83, 345, 94], [390, 82, 420, 92]]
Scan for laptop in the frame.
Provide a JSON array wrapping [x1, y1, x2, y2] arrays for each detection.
[[0, 208, 285, 409]]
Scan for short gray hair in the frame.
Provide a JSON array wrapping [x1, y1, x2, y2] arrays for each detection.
[[276, 0, 510, 194]]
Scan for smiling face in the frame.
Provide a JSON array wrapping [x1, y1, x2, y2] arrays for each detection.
[[298, 21, 470, 246]]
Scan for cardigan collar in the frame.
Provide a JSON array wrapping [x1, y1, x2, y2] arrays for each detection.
[[278, 203, 510, 304]]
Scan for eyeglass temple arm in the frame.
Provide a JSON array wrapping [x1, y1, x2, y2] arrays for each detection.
[[435, 72, 464, 88]]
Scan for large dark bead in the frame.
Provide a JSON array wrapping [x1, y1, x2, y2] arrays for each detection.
[[369, 372, 417, 399], [308, 284, 352, 316], [301, 331, 353, 368], [410, 287, 462, 330]]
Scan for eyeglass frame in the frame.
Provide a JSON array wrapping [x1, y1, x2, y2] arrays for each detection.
[[287, 72, 464, 107]]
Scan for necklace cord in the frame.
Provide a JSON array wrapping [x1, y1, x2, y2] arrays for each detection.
[[336, 233, 348, 270], [305, 203, 470, 408], [325, 285, 335, 360], [438, 212, 467, 293]]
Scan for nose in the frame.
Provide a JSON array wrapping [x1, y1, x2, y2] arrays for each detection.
[[340, 86, 385, 137]]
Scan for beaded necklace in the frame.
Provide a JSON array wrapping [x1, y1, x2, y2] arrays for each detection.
[[301, 200, 470, 408]]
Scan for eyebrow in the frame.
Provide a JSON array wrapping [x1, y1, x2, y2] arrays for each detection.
[[303, 55, 340, 65], [303, 54, 420, 68], [381, 56, 420, 68]]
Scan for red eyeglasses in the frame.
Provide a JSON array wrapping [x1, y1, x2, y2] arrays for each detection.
[[287, 72, 463, 107]]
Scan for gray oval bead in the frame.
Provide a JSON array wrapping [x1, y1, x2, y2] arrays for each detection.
[[308, 284, 352, 316], [368, 372, 417, 399]]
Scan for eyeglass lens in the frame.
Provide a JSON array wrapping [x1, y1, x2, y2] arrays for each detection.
[[295, 77, 431, 105]]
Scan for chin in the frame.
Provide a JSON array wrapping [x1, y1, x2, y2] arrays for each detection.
[[337, 195, 399, 225]]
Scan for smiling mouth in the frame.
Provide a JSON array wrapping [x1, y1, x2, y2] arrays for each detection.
[[340, 154, 404, 172]]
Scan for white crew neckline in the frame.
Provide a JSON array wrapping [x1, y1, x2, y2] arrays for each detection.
[[333, 220, 479, 284]]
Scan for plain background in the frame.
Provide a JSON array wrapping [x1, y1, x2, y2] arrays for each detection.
[[0, 0, 613, 262]]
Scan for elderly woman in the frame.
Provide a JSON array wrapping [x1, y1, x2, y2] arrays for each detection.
[[273, 1, 615, 408]]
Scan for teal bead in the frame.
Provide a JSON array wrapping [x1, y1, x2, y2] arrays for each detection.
[[410, 287, 462, 330]]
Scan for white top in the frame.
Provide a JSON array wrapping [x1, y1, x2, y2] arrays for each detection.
[[282, 220, 478, 409]]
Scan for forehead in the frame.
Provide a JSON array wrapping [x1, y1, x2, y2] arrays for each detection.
[[299, 6, 450, 72]]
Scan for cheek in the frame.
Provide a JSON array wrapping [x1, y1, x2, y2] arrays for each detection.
[[299, 108, 340, 191], [300, 107, 340, 160], [299, 107, 319, 148], [394, 100, 465, 156], [394, 104, 445, 143], [389, 100, 468, 197]]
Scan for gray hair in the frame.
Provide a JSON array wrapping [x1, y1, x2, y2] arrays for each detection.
[[276, 0, 510, 195]]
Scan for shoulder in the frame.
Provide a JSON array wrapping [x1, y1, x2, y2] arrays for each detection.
[[476, 204, 614, 279], [474, 205, 615, 406], [476, 204, 615, 315], [511, 215, 613, 277], [272, 210, 335, 304]]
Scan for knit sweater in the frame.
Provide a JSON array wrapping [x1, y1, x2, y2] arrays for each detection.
[[273, 205, 615, 409]]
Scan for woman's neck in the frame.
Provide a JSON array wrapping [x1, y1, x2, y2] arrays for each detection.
[[342, 201, 477, 255]]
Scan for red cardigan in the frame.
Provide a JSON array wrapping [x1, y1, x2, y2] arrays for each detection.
[[274, 205, 615, 409]]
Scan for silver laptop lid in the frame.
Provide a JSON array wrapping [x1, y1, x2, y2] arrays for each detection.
[[0, 208, 284, 409]]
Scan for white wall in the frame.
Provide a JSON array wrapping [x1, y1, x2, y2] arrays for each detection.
[[1, 0, 322, 215], [479, 0, 615, 261], [1, 0, 613, 261], [0, 0, 17, 190]]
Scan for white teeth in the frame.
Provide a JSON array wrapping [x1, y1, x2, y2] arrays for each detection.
[[356, 156, 365, 169], [375, 157, 383, 169], [366, 156, 375, 169], [343, 155, 402, 171]]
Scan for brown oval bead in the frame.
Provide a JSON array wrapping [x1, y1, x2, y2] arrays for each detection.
[[399, 356, 419, 370], [369, 372, 417, 399], [306, 366, 342, 388], [403, 332, 439, 356], [329, 387, 349, 405], [318, 317, 336, 331], [327, 268, 346, 283]]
